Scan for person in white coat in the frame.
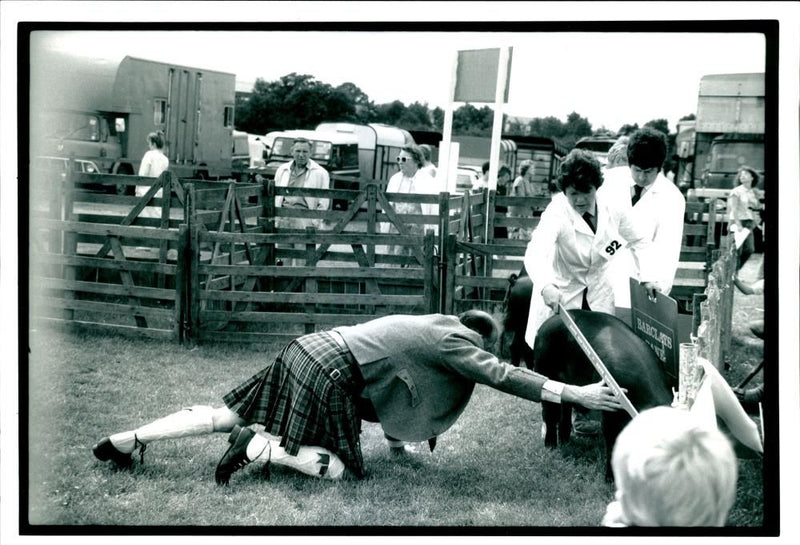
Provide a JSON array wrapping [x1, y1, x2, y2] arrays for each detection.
[[604, 128, 686, 310], [380, 145, 439, 258], [522, 149, 660, 350]]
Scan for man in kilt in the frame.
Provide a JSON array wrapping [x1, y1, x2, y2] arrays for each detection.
[[93, 311, 624, 484]]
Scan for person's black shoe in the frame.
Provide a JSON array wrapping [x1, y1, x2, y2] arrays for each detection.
[[92, 437, 133, 467], [215, 425, 258, 485]]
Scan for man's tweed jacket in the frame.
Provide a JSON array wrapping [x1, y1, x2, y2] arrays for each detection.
[[334, 314, 549, 442]]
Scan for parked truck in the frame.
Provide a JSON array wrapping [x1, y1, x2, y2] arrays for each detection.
[[30, 47, 237, 189], [683, 73, 765, 200]]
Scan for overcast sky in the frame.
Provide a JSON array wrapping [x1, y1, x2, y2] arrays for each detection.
[[32, 29, 766, 134]]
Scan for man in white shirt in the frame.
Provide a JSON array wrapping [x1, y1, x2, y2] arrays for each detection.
[[272, 138, 330, 265], [603, 128, 686, 312]]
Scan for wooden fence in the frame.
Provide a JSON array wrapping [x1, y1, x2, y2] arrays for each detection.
[[444, 191, 718, 315], [692, 234, 738, 370], [29, 166, 724, 345], [30, 169, 189, 340]]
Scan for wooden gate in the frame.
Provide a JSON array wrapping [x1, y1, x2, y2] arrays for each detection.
[[30, 169, 189, 339]]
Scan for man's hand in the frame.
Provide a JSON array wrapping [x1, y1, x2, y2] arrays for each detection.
[[640, 281, 660, 301], [541, 284, 562, 309], [562, 380, 626, 411]]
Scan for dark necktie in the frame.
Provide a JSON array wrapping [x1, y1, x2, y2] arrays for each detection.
[[632, 185, 644, 206], [582, 212, 596, 233]]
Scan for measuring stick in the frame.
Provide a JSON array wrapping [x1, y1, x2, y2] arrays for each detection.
[[557, 304, 638, 418]]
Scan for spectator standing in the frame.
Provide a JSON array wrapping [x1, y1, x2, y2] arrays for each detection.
[[273, 138, 330, 265], [508, 160, 548, 240], [474, 160, 491, 191], [273, 138, 330, 230], [93, 311, 625, 484], [381, 145, 437, 258], [732, 256, 765, 413], [418, 144, 438, 179], [602, 406, 738, 527], [603, 128, 686, 310], [137, 131, 169, 218], [727, 166, 763, 270], [604, 135, 630, 169], [493, 165, 513, 240]]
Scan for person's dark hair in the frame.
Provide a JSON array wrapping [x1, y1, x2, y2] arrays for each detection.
[[401, 145, 425, 168], [627, 128, 667, 170], [482, 161, 491, 175], [498, 165, 511, 179], [458, 310, 499, 348], [557, 149, 604, 193], [147, 130, 165, 149], [736, 165, 760, 186]]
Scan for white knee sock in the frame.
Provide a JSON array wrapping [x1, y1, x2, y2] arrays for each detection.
[[109, 405, 215, 453], [245, 432, 345, 480]]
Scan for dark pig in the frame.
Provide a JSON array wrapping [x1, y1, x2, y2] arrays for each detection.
[[501, 266, 535, 368], [533, 309, 673, 481]]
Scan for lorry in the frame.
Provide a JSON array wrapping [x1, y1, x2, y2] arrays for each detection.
[[683, 73, 765, 199], [30, 47, 237, 190]]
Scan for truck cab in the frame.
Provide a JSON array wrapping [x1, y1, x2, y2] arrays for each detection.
[[700, 133, 764, 192]]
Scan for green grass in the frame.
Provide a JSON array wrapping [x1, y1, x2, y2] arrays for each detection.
[[24, 255, 767, 530]]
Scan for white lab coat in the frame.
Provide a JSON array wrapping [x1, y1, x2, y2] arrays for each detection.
[[523, 189, 658, 349], [603, 168, 686, 307]]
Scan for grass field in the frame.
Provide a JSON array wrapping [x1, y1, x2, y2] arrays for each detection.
[[23, 256, 767, 531]]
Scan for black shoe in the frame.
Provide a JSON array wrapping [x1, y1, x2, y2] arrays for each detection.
[[92, 437, 133, 467], [215, 425, 258, 485]]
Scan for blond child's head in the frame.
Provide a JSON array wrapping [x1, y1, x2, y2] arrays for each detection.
[[608, 406, 738, 527]]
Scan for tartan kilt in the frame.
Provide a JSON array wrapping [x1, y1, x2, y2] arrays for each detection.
[[222, 332, 365, 478]]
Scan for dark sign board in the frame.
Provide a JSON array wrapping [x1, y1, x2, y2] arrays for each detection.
[[629, 278, 680, 387]]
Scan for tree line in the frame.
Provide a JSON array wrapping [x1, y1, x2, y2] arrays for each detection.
[[235, 73, 685, 151]]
